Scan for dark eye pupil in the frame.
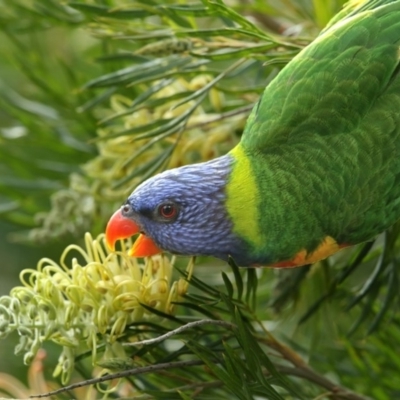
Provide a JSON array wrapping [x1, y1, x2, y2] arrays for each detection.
[[122, 203, 131, 214], [162, 206, 174, 215], [161, 205, 174, 217]]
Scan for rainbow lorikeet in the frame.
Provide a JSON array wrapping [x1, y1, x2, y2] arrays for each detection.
[[105, 0, 400, 267]]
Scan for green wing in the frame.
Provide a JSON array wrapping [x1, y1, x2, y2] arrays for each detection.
[[241, 2, 400, 246], [243, 2, 400, 150]]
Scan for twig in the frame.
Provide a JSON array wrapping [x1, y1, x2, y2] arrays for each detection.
[[263, 335, 308, 368], [313, 391, 337, 400], [254, 321, 371, 400], [30, 360, 205, 398], [124, 319, 236, 347], [30, 357, 372, 400], [277, 366, 373, 400], [31, 317, 372, 400], [255, 324, 308, 369]]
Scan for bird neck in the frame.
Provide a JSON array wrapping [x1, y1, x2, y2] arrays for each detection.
[[226, 144, 265, 251], [226, 143, 326, 266]]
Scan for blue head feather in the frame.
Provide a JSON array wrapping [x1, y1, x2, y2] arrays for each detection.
[[123, 154, 249, 263]]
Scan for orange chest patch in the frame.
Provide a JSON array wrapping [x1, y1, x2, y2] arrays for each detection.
[[268, 236, 348, 268]]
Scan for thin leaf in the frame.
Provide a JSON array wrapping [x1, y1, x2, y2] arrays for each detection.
[[347, 234, 388, 310], [228, 256, 243, 301], [222, 272, 234, 299]]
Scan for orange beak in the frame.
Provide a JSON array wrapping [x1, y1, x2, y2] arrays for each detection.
[[105, 209, 162, 257]]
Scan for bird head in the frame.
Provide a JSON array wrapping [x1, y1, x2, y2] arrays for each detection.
[[105, 155, 244, 260]]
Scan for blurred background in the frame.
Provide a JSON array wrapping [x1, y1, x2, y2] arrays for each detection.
[[0, 6, 100, 381]]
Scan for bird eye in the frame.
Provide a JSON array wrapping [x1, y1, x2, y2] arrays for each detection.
[[121, 203, 131, 214], [158, 203, 177, 220]]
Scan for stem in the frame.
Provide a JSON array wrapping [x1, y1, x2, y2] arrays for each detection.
[[254, 320, 371, 399], [124, 319, 235, 347], [30, 360, 372, 400], [255, 320, 308, 368], [30, 360, 205, 398], [30, 318, 372, 400], [276, 366, 372, 400]]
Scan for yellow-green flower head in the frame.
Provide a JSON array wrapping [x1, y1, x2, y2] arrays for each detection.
[[0, 233, 193, 384]]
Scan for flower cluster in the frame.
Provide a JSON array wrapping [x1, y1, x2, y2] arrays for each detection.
[[0, 233, 193, 384]]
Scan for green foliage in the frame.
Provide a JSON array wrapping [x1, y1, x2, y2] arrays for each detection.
[[0, 0, 399, 399]]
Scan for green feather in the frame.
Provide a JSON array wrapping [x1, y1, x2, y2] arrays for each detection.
[[227, 1, 400, 264], [226, 145, 264, 249]]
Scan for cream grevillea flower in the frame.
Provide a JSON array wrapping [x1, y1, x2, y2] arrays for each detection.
[[0, 233, 193, 384]]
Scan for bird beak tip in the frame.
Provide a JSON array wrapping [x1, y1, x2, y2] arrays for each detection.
[[105, 208, 140, 251]]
